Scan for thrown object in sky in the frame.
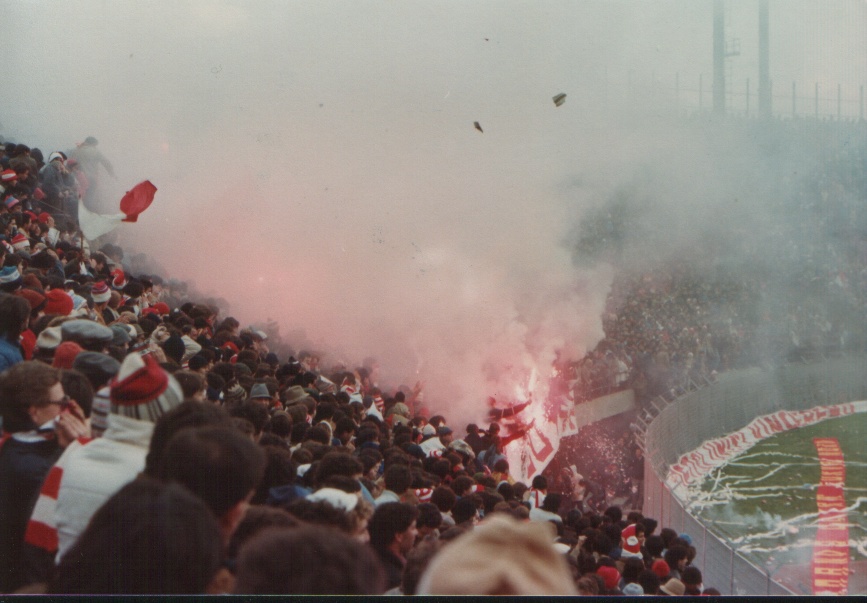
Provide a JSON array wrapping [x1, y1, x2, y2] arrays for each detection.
[[474, 121, 483, 133], [553, 93, 567, 107]]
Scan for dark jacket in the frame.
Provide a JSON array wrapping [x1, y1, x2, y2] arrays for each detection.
[[374, 548, 405, 591], [0, 436, 62, 592]]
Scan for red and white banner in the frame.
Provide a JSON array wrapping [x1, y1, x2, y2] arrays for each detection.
[[510, 386, 634, 481], [79, 180, 157, 240], [511, 388, 580, 482], [666, 400, 866, 491], [811, 438, 849, 595]]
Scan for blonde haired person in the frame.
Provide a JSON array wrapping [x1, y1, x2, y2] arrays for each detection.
[[416, 514, 578, 595]]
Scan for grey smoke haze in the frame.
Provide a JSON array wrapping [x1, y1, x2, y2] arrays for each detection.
[[2, 1, 865, 423]]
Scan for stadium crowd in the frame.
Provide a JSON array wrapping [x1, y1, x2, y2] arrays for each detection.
[[0, 123, 862, 594], [570, 120, 867, 405], [0, 136, 722, 594]]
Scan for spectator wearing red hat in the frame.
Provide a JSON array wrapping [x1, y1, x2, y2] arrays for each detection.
[[90, 281, 112, 326], [620, 523, 645, 560], [140, 306, 161, 320], [11, 233, 30, 254], [43, 289, 73, 317], [652, 558, 671, 582], [110, 267, 127, 290], [152, 301, 170, 316], [0, 168, 17, 182], [51, 341, 84, 370], [596, 564, 622, 594]]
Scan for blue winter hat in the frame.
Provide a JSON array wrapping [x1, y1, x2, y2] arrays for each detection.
[[0, 266, 22, 290]]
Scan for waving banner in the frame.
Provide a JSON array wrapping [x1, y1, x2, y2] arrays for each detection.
[[78, 180, 157, 240]]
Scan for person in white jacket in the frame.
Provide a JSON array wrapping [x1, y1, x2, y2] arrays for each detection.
[[23, 352, 183, 580]]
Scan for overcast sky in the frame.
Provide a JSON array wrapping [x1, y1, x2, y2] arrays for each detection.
[[2, 1, 865, 420]]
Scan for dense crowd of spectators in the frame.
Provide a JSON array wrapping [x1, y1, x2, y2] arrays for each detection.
[[0, 135, 730, 594], [570, 119, 867, 406], [554, 121, 866, 507]]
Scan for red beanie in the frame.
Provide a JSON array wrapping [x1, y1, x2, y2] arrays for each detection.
[[621, 524, 642, 555], [91, 281, 111, 304], [14, 288, 46, 311], [22, 274, 44, 291], [110, 353, 169, 406], [597, 566, 621, 591], [152, 302, 170, 315], [44, 289, 74, 316], [52, 341, 84, 369], [111, 268, 127, 289], [141, 307, 160, 318], [11, 233, 30, 250], [652, 559, 671, 580]]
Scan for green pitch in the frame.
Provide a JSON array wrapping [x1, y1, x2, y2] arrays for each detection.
[[685, 413, 867, 578]]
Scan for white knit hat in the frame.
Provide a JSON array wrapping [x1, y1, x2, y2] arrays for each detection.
[[109, 352, 184, 423]]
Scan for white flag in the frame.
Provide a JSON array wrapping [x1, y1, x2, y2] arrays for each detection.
[[77, 202, 126, 240]]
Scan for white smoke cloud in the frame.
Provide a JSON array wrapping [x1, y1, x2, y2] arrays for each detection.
[[2, 1, 864, 431]]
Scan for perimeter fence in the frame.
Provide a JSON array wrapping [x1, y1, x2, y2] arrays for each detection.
[[640, 355, 867, 595], [605, 70, 867, 123]]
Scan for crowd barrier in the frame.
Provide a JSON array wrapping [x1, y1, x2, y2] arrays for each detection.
[[641, 355, 867, 595]]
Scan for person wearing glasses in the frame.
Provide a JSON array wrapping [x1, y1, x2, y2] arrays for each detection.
[[0, 361, 88, 592]]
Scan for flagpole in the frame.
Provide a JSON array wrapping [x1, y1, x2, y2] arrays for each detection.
[[76, 195, 88, 258]]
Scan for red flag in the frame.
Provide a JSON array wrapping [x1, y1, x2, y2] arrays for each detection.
[[120, 180, 157, 223]]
